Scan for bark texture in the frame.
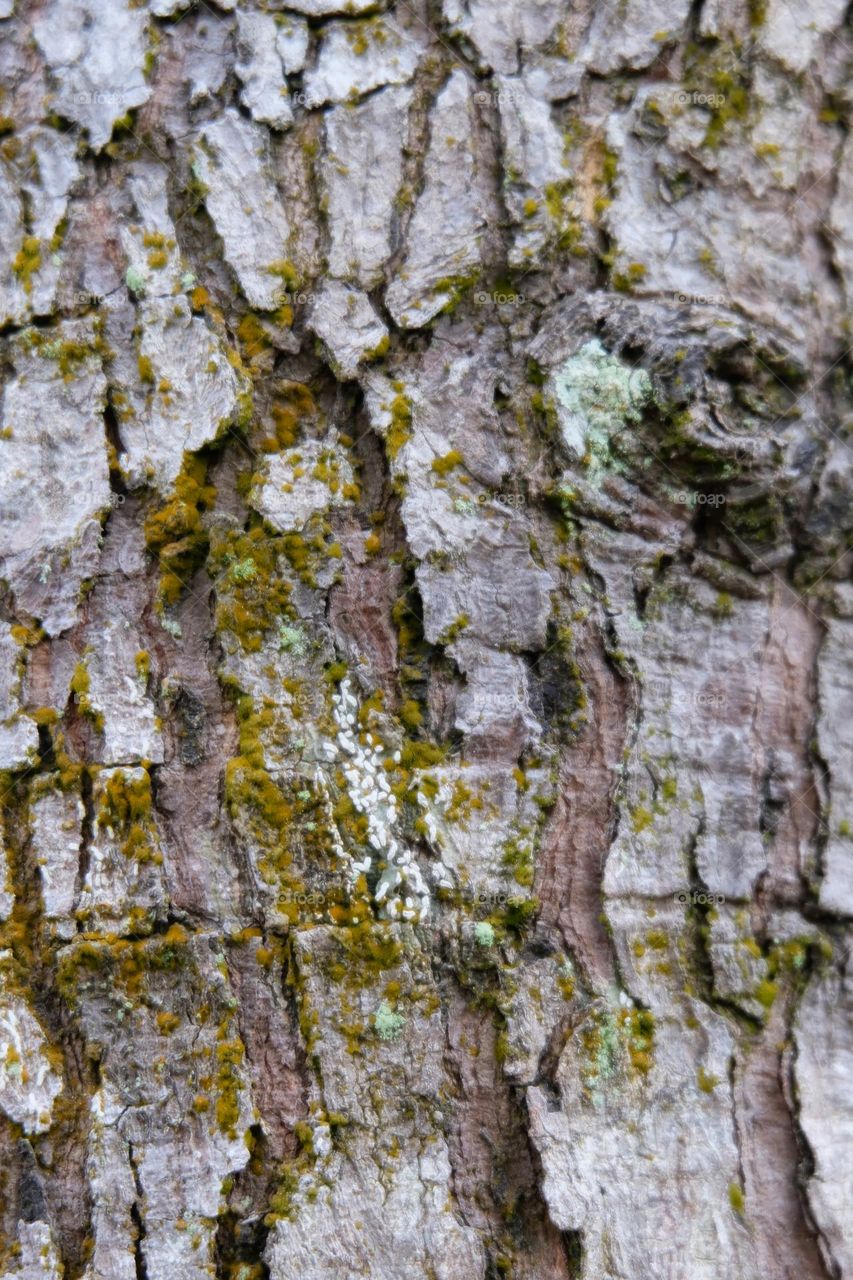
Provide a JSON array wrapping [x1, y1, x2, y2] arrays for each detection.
[[0, 1, 852, 1278]]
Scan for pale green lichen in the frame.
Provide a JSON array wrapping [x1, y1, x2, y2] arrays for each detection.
[[551, 339, 652, 477], [125, 265, 146, 295], [277, 623, 309, 656], [231, 558, 258, 582], [474, 921, 495, 947], [374, 1001, 405, 1041]]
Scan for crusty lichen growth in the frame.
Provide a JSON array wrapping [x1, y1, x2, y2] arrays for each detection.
[[578, 996, 656, 1102], [551, 339, 653, 476]]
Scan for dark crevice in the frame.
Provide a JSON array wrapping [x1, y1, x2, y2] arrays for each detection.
[[561, 1228, 584, 1279], [128, 1152, 148, 1280], [73, 765, 94, 925], [103, 400, 128, 489]]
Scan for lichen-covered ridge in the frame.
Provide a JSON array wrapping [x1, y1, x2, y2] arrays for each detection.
[[0, 1, 851, 1278]]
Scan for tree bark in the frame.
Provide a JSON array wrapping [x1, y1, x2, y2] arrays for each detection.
[[0, 1, 851, 1278]]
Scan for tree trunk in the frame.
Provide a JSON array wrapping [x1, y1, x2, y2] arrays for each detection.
[[0, 1, 851, 1278]]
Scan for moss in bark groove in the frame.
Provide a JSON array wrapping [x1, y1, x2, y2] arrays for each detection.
[[96, 767, 162, 864], [70, 656, 104, 733], [144, 454, 216, 608], [210, 525, 294, 651]]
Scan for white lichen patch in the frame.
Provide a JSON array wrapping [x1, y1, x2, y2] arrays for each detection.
[[280, 0, 385, 14], [323, 678, 431, 922], [104, 164, 249, 493], [582, 0, 692, 74], [496, 73, 575, 268], [758, 0, 848, 74], [442, 0, 564, 74], [0, 990, 63, 1133]]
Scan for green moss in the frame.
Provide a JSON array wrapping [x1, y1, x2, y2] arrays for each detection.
[[97, 768, 161, 864], [266, 259, 300, 289], [56, 925, 192, 1007], [386, 392, 412, 460], [623, 1006, 655, 1075], [712, 591, 734, 619], [502, 833, 534, 887], [223, 698, 342, 897], [579, 999, 655, 1097], [399, 699, 423, 728], [431, 449, 464, 475], [631, 806, 654, 833], [697, 1066, 719, 1093], [237, 313, 271, 362], [542, 180, 584, 253], [12, 236, 41, 294], [702, 69, 751, 149], [431, 272, 480, 315], [323, 661, 348, 685], [70, 658, 104, 733], [399, 740, 448, 769], [367, 333, 390, 361], [754, 979, 778, 1009], [728, 1182, 745, 1214], [215, 1038, 245, 1138], [22, 327, 103, 380], [144, 454, 216, 608], [437, 614, 470, 646], [314, 924, 406, 991], [612, 260, 648, 293]]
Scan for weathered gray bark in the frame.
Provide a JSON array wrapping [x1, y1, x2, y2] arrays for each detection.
[[0, 1, 851, 1278]]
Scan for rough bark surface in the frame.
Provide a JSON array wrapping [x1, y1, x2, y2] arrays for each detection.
[[0, 2, 851, 1278]]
